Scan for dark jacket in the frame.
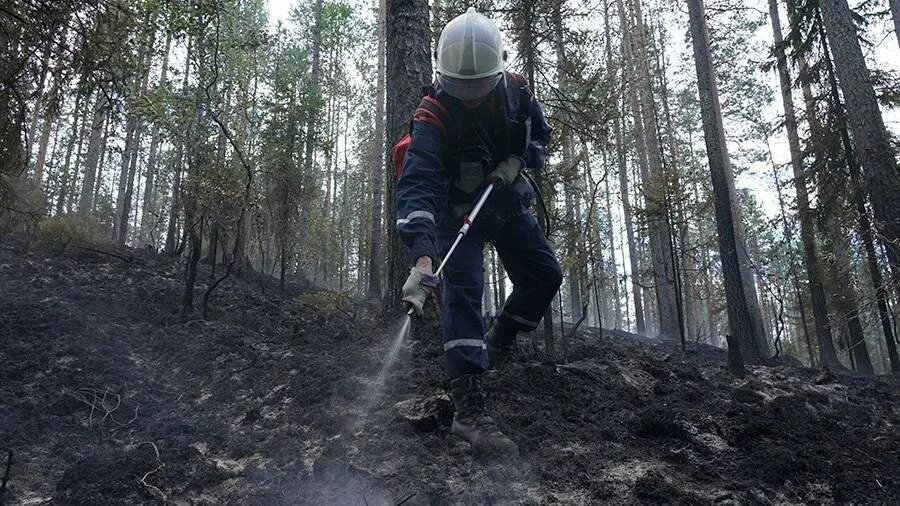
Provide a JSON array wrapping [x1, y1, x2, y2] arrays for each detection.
[[395, 73, 552, 263]]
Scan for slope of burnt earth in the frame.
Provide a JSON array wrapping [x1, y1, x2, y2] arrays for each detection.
[[1, 239, 898, 505]]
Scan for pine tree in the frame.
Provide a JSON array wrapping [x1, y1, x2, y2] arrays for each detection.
[[817, 0, 900, 297], [385, 0, 432, 308], [367, 0, 387, 299], [768, 0, 836, 368], [686, 0, 765, 364]]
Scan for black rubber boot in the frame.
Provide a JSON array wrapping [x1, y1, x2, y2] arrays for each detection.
[[449, 374, 519, 457], [485, 317, 518, 370]]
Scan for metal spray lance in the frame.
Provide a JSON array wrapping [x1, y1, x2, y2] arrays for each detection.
[[407, 183, 495, 315]]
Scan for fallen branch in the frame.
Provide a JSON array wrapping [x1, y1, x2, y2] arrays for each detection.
[[566, 302, 591, 340], [396, 492, 417, 505], [65, 386, 138, 430], [138, 442, 167, 503]]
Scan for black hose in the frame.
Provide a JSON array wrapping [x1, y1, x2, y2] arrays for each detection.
[[523, 170, 551, 237]]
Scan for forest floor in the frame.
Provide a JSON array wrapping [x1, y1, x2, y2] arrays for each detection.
[[1, 237, 899, 505]]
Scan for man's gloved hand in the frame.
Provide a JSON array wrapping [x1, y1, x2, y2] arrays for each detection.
[[402, 266, 439, 317], [487, 156, 524, 186]]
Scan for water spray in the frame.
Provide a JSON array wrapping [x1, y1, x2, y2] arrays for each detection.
[[363, 184, 496, 418]]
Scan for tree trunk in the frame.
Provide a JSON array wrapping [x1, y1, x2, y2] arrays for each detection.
[[77, 91, 108, 214], [768, 134, 817, 365], [92, 109, 112, 207], [140, 30, 172, 247], [511, 0, 554, 345], [117, 33, 154, 247], [55, 90, 83, 215], [183, 23, 209, 313], [855, 178, 900, 373], [299, 0, 326, 254], [165, 36, 192, 255], [809, 8, 899, 374], [32, 81, 59, 188], [554, 2, 583, 324], [627, 0, 680, 341], [64, 99, 91, 213], [654, 19, 694, 341], [686, 0, 763, 363], [367, 0, 387, 298], [817, 0, 900, 292], [385, 0, 432, 309], [26, 43, 51, 165], [604, 171, 621, 329], [769, 0, 837, 367], [891, 0, 900, 51], [607, 10, 645, 333], [820, 211, 875, 374]]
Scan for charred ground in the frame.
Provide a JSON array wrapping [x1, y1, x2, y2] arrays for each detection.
[[1, 238, 898, 505]]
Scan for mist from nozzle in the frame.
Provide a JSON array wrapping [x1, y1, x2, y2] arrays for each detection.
[[360, 314, 411, 416]]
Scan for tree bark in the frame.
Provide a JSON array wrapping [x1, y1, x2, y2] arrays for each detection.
[[385, 0, 432, 309], [817, 0, 900, 295], [510, 0, 554, 345], [769, 0, 837, 367], [367, 0, 387, 298], [686, 0, 763, 363], [77, 91, 108, 214]]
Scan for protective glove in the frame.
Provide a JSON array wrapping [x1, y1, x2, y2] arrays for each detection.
[[487, 156, 524, 186], [401, 267, 439, 317]]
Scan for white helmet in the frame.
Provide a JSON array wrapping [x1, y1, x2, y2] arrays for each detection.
[[435, 7, 507, 100]]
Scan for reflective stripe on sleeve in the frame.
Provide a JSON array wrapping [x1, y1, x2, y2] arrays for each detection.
[[443, 339, 487, 351], [396, 210, 436, 227]]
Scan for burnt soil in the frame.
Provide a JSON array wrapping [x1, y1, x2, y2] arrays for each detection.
[[1, 238, 899, 505]]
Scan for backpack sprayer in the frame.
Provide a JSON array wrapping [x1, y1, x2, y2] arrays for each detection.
[[407, 182, 496, 315]]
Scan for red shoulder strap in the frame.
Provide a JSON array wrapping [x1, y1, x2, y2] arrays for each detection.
[[412, 94, 455, 140]]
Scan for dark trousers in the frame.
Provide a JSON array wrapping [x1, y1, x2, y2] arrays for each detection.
[[438, 207, 562, 379]]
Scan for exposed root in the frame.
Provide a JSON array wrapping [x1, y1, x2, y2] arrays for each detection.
[[138, 442, 166, 504]]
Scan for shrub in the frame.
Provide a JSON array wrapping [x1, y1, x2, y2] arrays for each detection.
[[295, 291, 351, 313], [0, 174, 44, 236], [34, 214, 107, 251]]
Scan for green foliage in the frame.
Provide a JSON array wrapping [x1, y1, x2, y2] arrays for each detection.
[[295, 291, 351, 314], [34, 214, 108, 250]]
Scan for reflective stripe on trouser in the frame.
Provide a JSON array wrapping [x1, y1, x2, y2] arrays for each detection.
[[438, 208, 562, 379]]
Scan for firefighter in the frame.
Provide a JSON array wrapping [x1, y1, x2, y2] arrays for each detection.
[[396, 8, 562, 456]]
